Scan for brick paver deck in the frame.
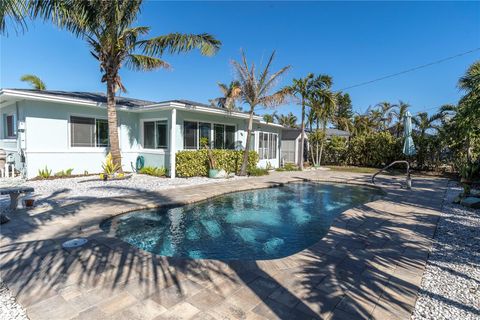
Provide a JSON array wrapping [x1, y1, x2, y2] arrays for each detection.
[[0, 170, 447, 319]]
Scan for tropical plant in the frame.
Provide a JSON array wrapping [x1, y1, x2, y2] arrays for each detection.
[[374, 101, 395, 130], [31, 0, 221, 171], [139, 166, 167, 177], [262, 111, 277, 124], [54, 168, 74, 177], [200, 137, 217, 170], [231, 50, 290, 176], [412, 112, 442, 138], [391, 101, 409, 137], [276, 112, 298, 128], [102, 152, 120, 176], [247, 167, 269, 176], [334, 92, 353, 132], [37, 166, 52, 179], [209, 81, 242, 111], [20, 74, 46, 90], [306, 74, 336, 166], [283, 73, 314, 170], [0, 0, 28, 35]]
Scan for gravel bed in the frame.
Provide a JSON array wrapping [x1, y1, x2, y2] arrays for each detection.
[[0, 174, 247, 210], [412, 181, 480, 320], [0, 281, 28, 320]]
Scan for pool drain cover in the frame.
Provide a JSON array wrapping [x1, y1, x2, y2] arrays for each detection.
[[62, 238, 88, 249]]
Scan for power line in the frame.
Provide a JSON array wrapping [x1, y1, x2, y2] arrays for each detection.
[[339, 48, 480, 91]]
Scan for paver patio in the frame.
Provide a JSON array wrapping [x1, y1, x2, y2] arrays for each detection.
[[0, 170, 447, 319]]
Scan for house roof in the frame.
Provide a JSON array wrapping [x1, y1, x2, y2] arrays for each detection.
[[1, 88, 279, 124], [3, 89, 208, 109], [281, 127, 350, 140]]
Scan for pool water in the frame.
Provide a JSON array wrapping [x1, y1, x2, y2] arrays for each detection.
[[100, 182, 382, 260]]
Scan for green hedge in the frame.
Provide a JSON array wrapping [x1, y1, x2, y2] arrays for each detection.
[[176, 150, 259, 177]]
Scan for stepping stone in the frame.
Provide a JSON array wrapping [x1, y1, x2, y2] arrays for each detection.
[[460, 197, 480, 209]]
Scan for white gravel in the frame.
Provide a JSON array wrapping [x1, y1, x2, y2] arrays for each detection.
[[0, 174, 247, 211], [0, 281, 28, 320], [412, 181, 480, 320]]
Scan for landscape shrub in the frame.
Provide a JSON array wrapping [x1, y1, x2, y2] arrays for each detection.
[[37, 166, 52, 179], [139, 166, 167, 177], [276, 162, 300, 171], [54, 168, 74, 177], [248, 167, 269, 176], [176, 150, 259, 177]]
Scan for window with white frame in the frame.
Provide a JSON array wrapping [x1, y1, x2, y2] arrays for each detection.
[[143, 120, 168, 149], [70, 116, 109, 147], [183, 121, 235, 150], [3, 114, 16, 138], [258, 132, 278, 160]]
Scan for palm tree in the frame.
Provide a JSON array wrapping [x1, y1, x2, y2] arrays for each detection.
[[32, 0, 221, 169], [20, 74, 46, 90], [307, 75, 336, 166], [334, 92, 353, 132], [374, 101, 395, 130], [232, 50, 290, 176], [0, 0, 28, 35], [412, 112, 442, 138], [391, 101, 409, 137], [283, 73, 314, 170], [210, 81, 241, 111], [276, 112, 297, 128], [262, 111, 277, 124]]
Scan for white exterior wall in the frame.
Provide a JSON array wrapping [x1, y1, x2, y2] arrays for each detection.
[[2, 95, 283, 178]]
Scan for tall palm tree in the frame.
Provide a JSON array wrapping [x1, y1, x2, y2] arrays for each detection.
[[283, 73, 314, 170], [210, 81, 241, 111], [334, 92, 353, 132], [307, 75, 336, 166], [31, 0, 221, 169], [232, 50, 290, 176], [20, 74, 46, 90], [276, 112, 298, 128], [391, 101, 409, 137], [0, 0, 28, 35]]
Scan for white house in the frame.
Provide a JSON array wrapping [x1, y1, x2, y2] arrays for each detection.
[[0, 89, 283, 179]]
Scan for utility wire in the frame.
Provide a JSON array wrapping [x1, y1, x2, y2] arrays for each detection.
[[339, 48, 480, 91]]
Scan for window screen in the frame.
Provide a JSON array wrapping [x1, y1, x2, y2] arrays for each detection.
[[96, 119, 109, 147], [184, 121, 198, 149], [143, 121, 155, 149], [71, 116, 95, 147], [156, 120, 168, 148], [225, 125, 235, 149]]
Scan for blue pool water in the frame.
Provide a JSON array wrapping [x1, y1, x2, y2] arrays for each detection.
[[100, 182, 382, 260]]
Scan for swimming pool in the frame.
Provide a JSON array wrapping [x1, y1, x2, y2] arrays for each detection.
[[100, 182, 382, 260]]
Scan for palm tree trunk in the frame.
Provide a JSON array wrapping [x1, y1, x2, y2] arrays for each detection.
[[318, 119, 327, 166], [106, 77, 122, 171], [239, 106, 254, 176], [299, 98, 305, 170]]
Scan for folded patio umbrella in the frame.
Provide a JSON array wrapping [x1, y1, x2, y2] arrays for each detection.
[[403, 111, 416, 156]]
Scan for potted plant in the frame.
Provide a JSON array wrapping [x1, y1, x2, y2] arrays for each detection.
[[200, 137, 219, 178]]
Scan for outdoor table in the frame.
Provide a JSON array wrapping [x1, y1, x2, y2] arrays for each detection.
[[0, 187, 34, 211]]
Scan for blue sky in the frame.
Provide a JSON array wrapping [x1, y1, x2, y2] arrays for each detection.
[[1, 1, 479, 118]]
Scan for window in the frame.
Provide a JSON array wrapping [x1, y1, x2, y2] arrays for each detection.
[[96, 119, 109, 147], [143, 120, 168, 149], [214, 124, 225, 149], [258, 132, 278, 160], [4, 114, 16, 138], [225, 125, 235, 149], [184, 121, 198, 149], [71, 116, 109, 147], [183, 121, 236, 150], [199, 122, 211, 146]]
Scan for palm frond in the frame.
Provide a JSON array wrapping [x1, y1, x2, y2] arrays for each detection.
[[125, 54, 170, 71], [20, 74, 46, 90], [140, 33, 221, 56], [1, 0, 28, 35]]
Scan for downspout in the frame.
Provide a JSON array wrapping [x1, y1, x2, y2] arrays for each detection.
[[169, 108, 177, 178]]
